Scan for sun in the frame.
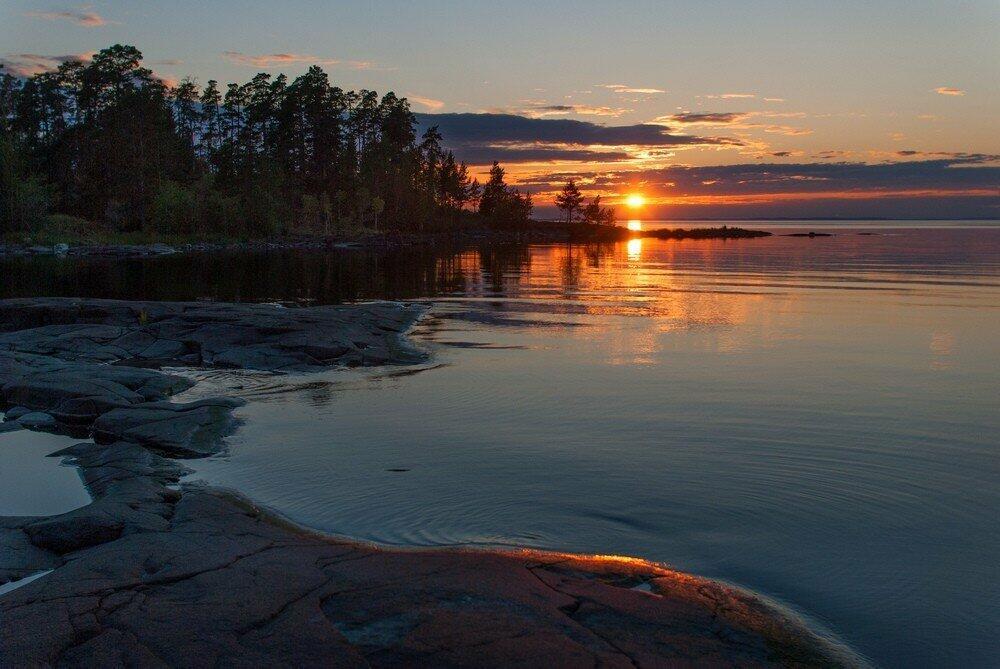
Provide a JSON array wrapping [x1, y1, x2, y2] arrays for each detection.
[[625, 194, 646, 209]]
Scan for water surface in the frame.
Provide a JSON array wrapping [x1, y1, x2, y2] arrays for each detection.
[[4, 224, 998, 668], [0, 430, 91, 516]]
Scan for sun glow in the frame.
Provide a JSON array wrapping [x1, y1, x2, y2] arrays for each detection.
[[627, 220, 642, 231], [625, 194, 646, 209]]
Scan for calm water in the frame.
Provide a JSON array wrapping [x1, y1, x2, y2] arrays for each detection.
[[3, 224, 998, 667]]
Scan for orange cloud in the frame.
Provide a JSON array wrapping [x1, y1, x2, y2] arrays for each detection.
[[490, 104, 633, 118], [704, 93, 756, 99], [408, 95, 445, 111], [601, 84, 666, 94], [656, 111, 811, 136], [934, 87, 965, 96], [24, 8, 109, 27], [222, 52, 373, 69], [0, 52, 94, 77]]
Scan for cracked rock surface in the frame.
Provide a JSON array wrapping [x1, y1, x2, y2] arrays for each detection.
[[0, 298, 859, 667]]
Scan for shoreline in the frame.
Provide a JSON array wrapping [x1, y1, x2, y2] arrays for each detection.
[[0, 223, 772, 259], [0, 297, 862, 666]]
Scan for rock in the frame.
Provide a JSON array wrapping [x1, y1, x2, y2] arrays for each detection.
[[0, 351, 193, 423], [3, 373, 143, 422], [3, 406, 30, 421], [93, 397, 245, 457], [2, 486, 859, 667], [24, 507, 124, 553], [0, 297, 427, 372], [15, 411, 56, 429], [0, 298, 859, 667], [0, 519, 62, 584]]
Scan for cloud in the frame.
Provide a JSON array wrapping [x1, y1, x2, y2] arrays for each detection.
[[155, 74, 180, 89], [515, 155, 1000, 218], [704, 93, 756, 99], [408, 95, 445, 111], [518, 155, 1000, 197], [491, 104, 633, 118], [24, 8, 109, 27], [0, 52, 93, 77], [655, 111, 811, 136], [663, 112, 751, 125], [414, 113, 742, 165], [417, 113, 739, 148], [934, 87, 965, 96], [453, 146, 634, 164], [601, 84, 666, 94], [222, 52, 373, 70]]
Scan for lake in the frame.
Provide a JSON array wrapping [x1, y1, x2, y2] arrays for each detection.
[[3, 222, 998, 668]]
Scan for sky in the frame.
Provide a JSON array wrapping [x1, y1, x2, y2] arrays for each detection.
[[2, 0, 998, 219]]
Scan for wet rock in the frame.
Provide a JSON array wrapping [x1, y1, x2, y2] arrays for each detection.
[[0, 351, 193, 423], [1, 485, 860, 668], [0, 298, 426, 372], [3, 406, 30, 421], [14, 411, 56, 429], [24, 507, 124, 553], [0, 519, 62, 584], [93, 398, 245, 457]]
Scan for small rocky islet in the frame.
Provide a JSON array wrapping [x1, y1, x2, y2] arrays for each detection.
[[0, 297, 860, 667]]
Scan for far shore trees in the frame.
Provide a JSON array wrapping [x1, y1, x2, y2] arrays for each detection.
[[555, 180, 584, 223], [555, 180, 615, 225], [479, 162, 533, 226], [582, 195, 616, 225], [0, 44, 532, 238]]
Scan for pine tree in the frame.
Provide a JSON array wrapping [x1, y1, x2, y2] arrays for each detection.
[[555, 180, 584, 223]]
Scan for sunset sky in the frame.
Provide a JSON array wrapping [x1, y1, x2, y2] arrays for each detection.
[[2, 0, 998, 218]]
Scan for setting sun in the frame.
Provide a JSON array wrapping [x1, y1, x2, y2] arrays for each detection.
[[625, 194, 646, 209]]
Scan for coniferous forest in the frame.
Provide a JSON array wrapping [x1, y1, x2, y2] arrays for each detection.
[[0, 44, 537, 239]]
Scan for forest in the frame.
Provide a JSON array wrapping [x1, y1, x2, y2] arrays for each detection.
[[0, 44, 546, 239]]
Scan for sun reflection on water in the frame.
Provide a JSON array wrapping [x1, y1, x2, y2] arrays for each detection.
[[627, 220, 642, 231], [627, 237, 643, 259]]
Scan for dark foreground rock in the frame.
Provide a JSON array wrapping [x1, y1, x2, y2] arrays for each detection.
[[0, 438, 859, 667], [0, 298, 862, 667], [0, 297, 426, 455], [0, 297, 427, 371]]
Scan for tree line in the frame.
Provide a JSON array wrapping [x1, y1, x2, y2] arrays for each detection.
[[0, 44, 539, 238]]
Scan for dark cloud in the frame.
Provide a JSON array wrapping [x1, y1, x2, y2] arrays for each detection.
[[519, 155, 1000, 195], [666, 112, 751, 124], [415, 113, 740, 163], [450, 146, 632, 164]]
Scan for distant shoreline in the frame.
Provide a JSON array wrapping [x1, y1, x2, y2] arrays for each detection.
[[0, 222, 775, 259]]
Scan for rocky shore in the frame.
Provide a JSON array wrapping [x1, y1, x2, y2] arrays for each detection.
[[0, 298, 858, 667]]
